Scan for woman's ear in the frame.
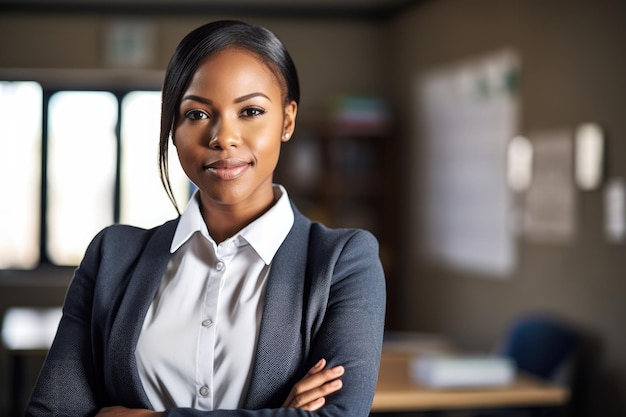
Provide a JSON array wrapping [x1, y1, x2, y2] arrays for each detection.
[[282, 101, 298, 142]]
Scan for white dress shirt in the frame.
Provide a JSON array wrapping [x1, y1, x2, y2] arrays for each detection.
[[135, 185, 294, 411]]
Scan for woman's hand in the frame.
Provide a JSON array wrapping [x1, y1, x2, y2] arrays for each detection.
[[282, 358, 344, 411], [96, 406, 163, 417]]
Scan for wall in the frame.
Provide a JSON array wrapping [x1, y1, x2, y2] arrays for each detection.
[[0, 13, 389, 117], [390, 0, 626, 415]]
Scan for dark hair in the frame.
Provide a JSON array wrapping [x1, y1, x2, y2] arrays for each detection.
[[158, 20, 300, 214]]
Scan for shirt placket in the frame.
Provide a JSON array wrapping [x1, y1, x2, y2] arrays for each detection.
[[195, 254, 224, 409]]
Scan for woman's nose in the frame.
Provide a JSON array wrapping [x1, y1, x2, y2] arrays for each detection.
[[208, 118, 238, 150]]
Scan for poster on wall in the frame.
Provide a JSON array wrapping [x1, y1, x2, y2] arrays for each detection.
[[416, 50, 519, 278]]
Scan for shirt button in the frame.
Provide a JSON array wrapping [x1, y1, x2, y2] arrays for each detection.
[[199, 385, 210, 397], [216, 261, 225, 271], [202, 319, 213, 327]]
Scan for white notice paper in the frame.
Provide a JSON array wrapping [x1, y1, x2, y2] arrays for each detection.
[[605, 178, 626, 243], [523, 131, 576, 243]]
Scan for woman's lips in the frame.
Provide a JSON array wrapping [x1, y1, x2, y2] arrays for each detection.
[[204, 159, 250, 180]]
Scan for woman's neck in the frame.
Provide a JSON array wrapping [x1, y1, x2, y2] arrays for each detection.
[[198, 187, 279, 243]]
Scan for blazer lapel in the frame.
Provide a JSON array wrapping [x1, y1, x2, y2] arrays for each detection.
[[244, 211, 311, 408], [107, 219, 178, 407]]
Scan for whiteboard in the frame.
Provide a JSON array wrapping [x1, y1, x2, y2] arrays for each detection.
[[416, 50, 519, 277]]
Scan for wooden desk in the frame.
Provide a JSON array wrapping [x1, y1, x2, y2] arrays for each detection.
[[372, 350, 569, 412], [2, 307, 61, 417]]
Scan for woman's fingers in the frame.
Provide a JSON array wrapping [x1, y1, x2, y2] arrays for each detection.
[[282, 361, 345, 409], [289, 377, 343, 410], [296, 396, 325, 412], [292, 364, 344, 394], [308, 358, 326, 375]]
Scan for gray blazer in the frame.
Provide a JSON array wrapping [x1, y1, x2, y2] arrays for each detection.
[[26, 206, 386, 417]]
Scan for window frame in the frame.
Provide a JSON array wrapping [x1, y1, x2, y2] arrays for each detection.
[[0, 70, 164, 270]]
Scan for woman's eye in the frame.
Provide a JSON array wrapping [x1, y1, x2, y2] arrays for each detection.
[[185, 110, 209, 120], [241, 107, 265, 118]]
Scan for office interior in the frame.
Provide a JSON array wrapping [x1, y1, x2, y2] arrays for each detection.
[[1, 0, 625, 415]]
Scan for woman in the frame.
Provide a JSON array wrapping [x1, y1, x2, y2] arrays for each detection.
[[26, 20, 386, 417]]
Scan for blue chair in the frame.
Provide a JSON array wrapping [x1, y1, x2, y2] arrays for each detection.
[[480, 314, 582, 417], [500, 314, 580, 382]]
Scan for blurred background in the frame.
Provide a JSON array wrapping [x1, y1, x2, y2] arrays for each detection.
[[1, 0, 625, 415]]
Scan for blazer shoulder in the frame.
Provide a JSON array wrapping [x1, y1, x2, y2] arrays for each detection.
[[84, 219, 179, 267], [97, 219, 178, 246], [289, 205, 380, 259], [308, 221, 380, 254]]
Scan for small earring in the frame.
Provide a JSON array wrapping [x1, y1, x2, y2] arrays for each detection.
[[284, 132, 291, 139]]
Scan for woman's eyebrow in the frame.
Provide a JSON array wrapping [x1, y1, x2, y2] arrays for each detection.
[[181, 95, 212, 105], [234, 92, 271, 103], [181, 93, 271, 104]]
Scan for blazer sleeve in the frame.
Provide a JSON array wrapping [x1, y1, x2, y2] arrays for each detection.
[[26, 228, 106, 417], [162, 229, 387, 417], [302, 228, 387, 417]]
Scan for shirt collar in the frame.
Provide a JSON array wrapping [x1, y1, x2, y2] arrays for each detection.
[[171, 185, 294, 265]]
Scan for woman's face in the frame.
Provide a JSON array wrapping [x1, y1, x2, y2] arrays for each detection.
[[173, 48, 297, 211]]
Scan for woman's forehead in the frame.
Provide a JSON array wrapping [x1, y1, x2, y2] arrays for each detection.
[[190, 47, 288, 101]]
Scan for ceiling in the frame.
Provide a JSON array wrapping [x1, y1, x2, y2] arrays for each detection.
[[0, 0, 422, 20]]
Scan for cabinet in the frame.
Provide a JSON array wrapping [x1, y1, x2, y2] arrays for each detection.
[[275, 96, 396, 283]]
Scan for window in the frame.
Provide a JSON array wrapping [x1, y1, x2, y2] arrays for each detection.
[[0, 82, 191, 269], [120, 91, 189, 229], [0, 82, 42, 269], [47, 91, 118, 265]]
